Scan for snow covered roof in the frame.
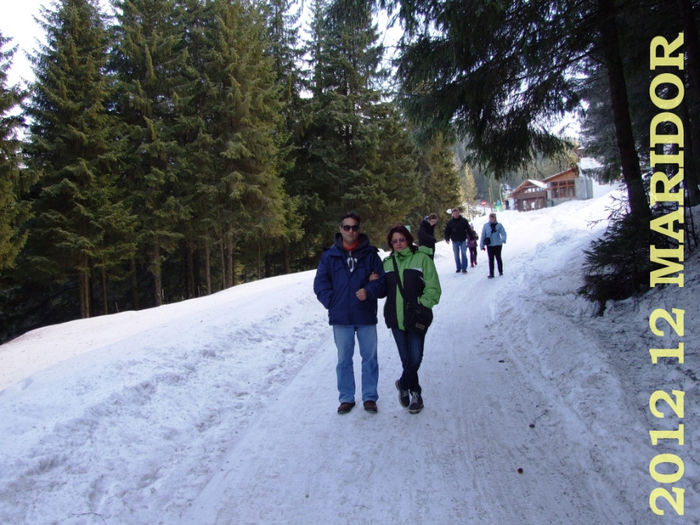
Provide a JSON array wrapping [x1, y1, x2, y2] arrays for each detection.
[[543, 166, 578, 182], [579, 157, 604, 170], [510, 179, 548, 196]]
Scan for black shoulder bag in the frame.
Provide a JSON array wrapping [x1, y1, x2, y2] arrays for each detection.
[[391, 256, 433, 334]]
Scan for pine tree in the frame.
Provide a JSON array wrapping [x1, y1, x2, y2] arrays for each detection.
[[204, 0, 289, 286], [0, 33, 28, 270], [392, 0, 651, 223], [169, 0, 214, 297], [23, 0, 129, 317], [110, 0, 190, 305], [294, 0, 424, 248], [262, 0, 305, 275], [461, 162, 477, 217], [580, 0, 699, 205]]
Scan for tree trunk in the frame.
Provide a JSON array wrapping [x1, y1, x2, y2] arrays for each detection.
[[204, 235, 212, 295], [79, 264, 90, 319], [265, 253, 272, 278], [153, 239, 163, 306], [186, 242, 195, 298], [101, 264, 108, 315], [283, 244, 290, 274], [130, 255, 139, 310], [226, 233, 235, 287], [219, 235, 226, 290], [597, 0, 649, 222]]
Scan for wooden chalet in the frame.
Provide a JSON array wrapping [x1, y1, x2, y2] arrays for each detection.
[[544, 166, 580, 205], [509, 179, 548, 211], [509, 165, 593, 212]]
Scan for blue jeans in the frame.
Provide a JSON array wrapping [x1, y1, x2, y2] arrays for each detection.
[[452, 240, 468, 271], [333, 325, 378, 403], [391, 328, 425, 394]]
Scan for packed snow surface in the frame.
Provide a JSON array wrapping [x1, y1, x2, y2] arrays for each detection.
[[1, 185, 697, 524]]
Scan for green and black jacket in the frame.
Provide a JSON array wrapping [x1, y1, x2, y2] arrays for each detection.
[[381, 246, 441, 331]]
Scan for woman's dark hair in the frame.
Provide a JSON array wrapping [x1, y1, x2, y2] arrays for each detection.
[[386, 224, 417, 252]]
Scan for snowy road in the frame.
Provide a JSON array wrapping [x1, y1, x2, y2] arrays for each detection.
[[181, 200, 655, 524], [1, 191, 697, 524]]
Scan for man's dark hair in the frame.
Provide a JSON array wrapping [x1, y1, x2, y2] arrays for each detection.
[[340, 212, 361, 225]]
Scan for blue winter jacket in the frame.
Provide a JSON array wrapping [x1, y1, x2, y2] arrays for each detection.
[[480, 221, 507, 249], [313, 233, 386, 325]]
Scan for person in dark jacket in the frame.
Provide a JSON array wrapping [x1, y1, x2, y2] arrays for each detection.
[[313, 212, 386, 414], [444, 208, 474, 273], [468, 228, 479, 267], [381, 225, 441, 414], [418, 213, 438, 258], [480, 212, 507, 278]]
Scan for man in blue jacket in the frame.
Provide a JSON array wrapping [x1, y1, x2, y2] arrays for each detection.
[[314, 213, 386, 414]]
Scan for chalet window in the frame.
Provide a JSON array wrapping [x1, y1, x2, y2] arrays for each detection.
[[551, 180, 575, 198]]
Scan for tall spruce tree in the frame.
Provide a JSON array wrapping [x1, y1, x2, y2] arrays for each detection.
[[296, 0, 422, 247], [110, 0, 190, 305], [419, 133, 461, 222], [391, 0, 652, 223], [0, 33, 28, 270], [23, 0, 128, 318], [580, 0, 699, 206], [263, 0, 305, 274], [204, 0, 289, 286], [169, 0, 214, 297]]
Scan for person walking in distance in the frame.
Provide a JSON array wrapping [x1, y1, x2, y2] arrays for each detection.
[[381, 225, 441, 414], [480, 212, 507, 278], [444, 208, 474, 273], [418, 213, 439, 259], [467, 226, 479, 267], [314, 213, 386, 414]]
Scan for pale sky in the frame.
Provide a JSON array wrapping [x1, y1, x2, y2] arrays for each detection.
[[1, 0, 397, 89], [0, 0, 49, 87]]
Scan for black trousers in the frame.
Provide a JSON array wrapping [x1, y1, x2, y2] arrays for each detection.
[[468, 245, 477, 265], [486, 245, 503, 276]]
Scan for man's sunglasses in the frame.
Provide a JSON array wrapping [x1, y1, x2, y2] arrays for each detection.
[[342, 224, 360, 232]]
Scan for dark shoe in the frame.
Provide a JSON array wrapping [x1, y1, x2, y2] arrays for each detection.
[[455, 269, 461, 273], [395, 380, 410, 408], [363, 400, 378, 413], [499, 272, 503, 276], [408, 391, 424, 414], [487, 275, 494, 279], [462, 269, 467, 273], [337, 401, 356, 414]]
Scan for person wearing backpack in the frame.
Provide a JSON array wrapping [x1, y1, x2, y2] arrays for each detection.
[[480, 212, 507, 278], [418, 213, 439, 259]]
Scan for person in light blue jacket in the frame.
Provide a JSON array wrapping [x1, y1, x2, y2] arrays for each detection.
[[480, 212, 507, 278]]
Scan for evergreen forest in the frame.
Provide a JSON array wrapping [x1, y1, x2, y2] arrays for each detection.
[[1, 0, 698, 340]]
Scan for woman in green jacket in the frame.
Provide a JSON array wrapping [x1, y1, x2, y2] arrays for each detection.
[[382, 225, 441, 413]]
